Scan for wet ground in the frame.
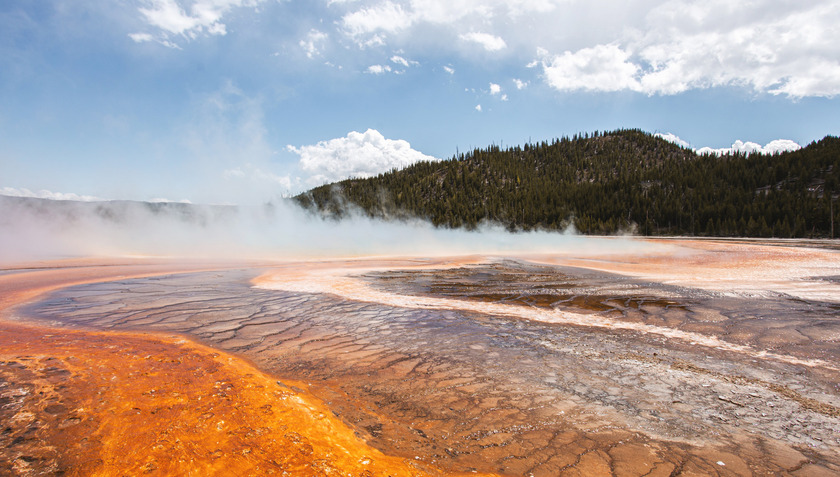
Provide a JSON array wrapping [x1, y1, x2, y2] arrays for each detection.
[[0, 322, 432, 476], [365, 260, 840, 366], [14, 242, 840, 476], [0, 260, 441, 476]]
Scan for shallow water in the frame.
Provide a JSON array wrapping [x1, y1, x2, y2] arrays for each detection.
[[19, 243, 840, 476]]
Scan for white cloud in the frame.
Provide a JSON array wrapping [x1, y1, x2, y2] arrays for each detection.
[[341, 1, 412, 39], [654, 132, 690, 149], [634, 0, 840, 97], [697, 139, 801, 156], [485, 84, 507, 100], [128, 32, 155, 43], [128, 31, 181, 48], [125, 0, 840, 99], [287, 129, 439, 186], [443, 65, 455, 74], [330, 1, 838, 98], [161, 39, 182, 49], [762, 139, 803, 155], [529, 1, 840, 97], [390, 55, 418, 67], [767, 63, 840, 98], [137, 0, 200, 36], [513, 78, 528, 89], [475, 104, 482, 112], [133, 0, 266, 46], [338, 1, 556, 47], [130, 1, 839, 98], [541, 44, 641, 93], [366, 64, 392, 74], [300, 29, 328, 58], [459, 32, 506, 52], [0, 187, 102, 202], [656, 133, 801, 156]]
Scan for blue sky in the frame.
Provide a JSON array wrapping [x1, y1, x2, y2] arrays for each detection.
[[1, 0, 839, 205]]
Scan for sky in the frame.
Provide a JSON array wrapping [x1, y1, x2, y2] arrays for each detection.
[[1, 0, 839, 205]]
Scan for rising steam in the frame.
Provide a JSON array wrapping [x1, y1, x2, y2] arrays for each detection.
[[0, 195, 659, 263]]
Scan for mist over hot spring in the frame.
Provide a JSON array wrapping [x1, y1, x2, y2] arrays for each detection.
[[0, 195, 662, 263]]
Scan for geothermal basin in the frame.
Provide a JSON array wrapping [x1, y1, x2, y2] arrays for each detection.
[[2, 238, 840, 476]]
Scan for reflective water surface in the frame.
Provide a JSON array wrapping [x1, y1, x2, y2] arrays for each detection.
[[17, 240, 840, 476]]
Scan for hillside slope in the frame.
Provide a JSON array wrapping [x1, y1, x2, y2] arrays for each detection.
[[295, 129, 839, 237]]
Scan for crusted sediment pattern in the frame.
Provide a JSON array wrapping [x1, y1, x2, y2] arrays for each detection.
[[21, 261, 840, 476]]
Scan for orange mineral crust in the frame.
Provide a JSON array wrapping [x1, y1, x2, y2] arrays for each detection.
[[0, 260, 458, 476], [0, 323, 434, 476], [4, 239, 840, 476]]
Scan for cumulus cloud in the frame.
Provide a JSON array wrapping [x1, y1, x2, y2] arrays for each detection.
[[459, 32, 506, 52], [132, 0, 265, 46], [475, 104, 482, 112], [128, 1, 839, 98], [540, 44, 640, 93], [513, 78, 528, 89], [123, 0, 840, 100], [654, 132, 690, 149], [761, 140, 804, 155], [287, 129, 439, 186], [329, 1, 840, 98], [697, 139, 801, 156], [443, 65, 455, 74], [656, 133, 801, 156], [489, 83, 501, 95], [529, 1, 840, 97], [634, 0, 840, 97], [0, 187, 102, 202]]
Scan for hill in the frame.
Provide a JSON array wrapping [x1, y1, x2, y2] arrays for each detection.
[[294, 129, 839, 238]]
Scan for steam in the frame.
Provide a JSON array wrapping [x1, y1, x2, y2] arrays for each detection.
[[0, 194, 660, 264]]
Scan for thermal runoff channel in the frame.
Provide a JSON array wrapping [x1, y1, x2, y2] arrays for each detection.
[[1, 195, 839, 475], [3, 0, 840, 473]]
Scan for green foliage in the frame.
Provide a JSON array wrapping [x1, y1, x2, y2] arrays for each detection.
[[293, 129, 840, 237]]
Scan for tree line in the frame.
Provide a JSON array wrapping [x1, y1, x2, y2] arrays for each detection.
[[294, 129, 839, 238]]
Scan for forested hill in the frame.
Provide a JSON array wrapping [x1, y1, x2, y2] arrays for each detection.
[[294, 129, 840, 238]]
